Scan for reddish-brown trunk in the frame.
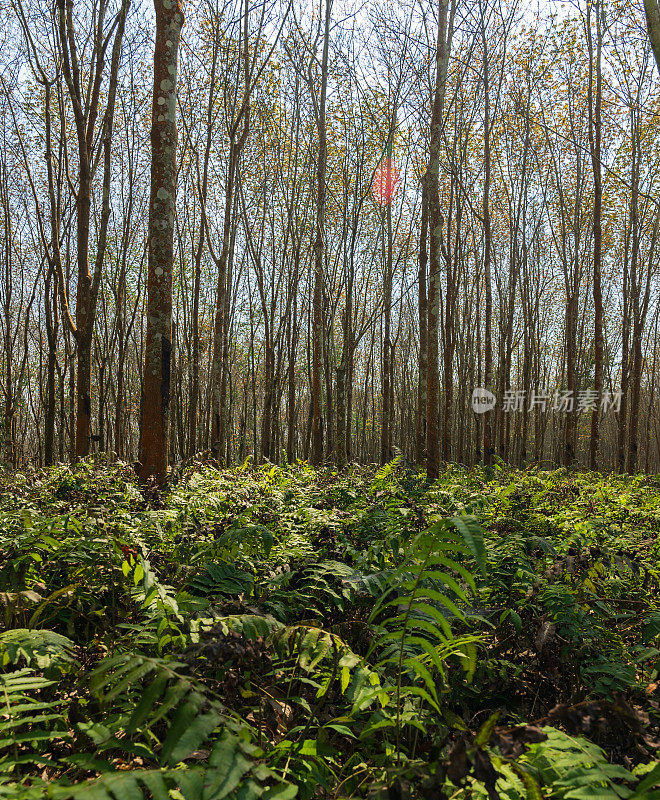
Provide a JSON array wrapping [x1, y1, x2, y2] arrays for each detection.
[[138, 0, 183, 485]]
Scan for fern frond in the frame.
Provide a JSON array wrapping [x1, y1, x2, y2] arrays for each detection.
[[369, 456, 403, 495], [0, 668, 70, 777], [190, 613, 284, 643], [89, 653, 231, 765], [365, 514, 487, 758], [0, 629, 77, 672], [189, 563, 254, 597], [0, 733, 297, 799]]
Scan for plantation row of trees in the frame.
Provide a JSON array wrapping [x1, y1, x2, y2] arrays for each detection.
[[2, 0, 660, 479]]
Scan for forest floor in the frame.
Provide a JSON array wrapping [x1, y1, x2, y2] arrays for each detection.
[[1, 457, 660, 799]]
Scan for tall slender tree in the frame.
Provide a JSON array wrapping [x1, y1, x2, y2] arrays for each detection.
[[138, 0, 183, 485], [310, 0, 332, 466], [587, 0, 604, 469], [54, 0, 130, 459], [426, 0, 452, 481]]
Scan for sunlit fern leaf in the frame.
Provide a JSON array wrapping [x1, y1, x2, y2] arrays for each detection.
[[260, 784, 299, 799], [341, 569, 397, 599], [450, 515, 487, 575], [201, 730, 255, 796], [509, 763, 544, 800], [189, 563, 254, 597], [269, 623, 382, 707], [89, 654, 226, 764], [366, 515, 487, 748], [162, 701, 223, 765], [520, 728, 637, 800], [0, 782, 56, 800], [5, 746, 297, 800], [191, 613, 284, 642], [0, 629, 77, 672], [474, 711, 500, 747], [0, 668, 71, 778], [369, 456, 403, 495], [271, 625, 336, 671], [630, 762, 660, 798]]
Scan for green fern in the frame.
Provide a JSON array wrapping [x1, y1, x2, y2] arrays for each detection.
[[88, 653, 228, 764], [523, 728, 636, 799], [369, 456, 403, 496], [465, 727, 655, 800], [189, 563, 255, 597], [0, 668, 71, 778], [84, 655, 298, 797], [270, 622, 382, 705], [367, 515, 485, 757], [0, 733, 298, 799], [190, 613, 284, 643], [0, 629, 77, 673]]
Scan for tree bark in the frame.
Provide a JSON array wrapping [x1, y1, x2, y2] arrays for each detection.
[[481, 1, 494, 468], [588, 0, 603, 470], [426, 0, 451, 481], [416, 176, 429, 464], [311, 0, 332, 466], [138, 0, 183, 485], [644, 0, 660, 73]]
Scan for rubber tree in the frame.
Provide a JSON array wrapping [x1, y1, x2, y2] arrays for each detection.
[[587, 0, 604, 470], [426, 0, 452, 481], [416, 176, 429, 464], [209, 0, 250, 465], [310, 0, 333, 466], [138, 0, 183, 485], [645, 0, 660, 72], [54, 0, 130, 459]]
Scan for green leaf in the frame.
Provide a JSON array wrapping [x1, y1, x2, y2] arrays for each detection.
[[101, 773, 143, 800], [138, 772, 170, 800], [474, 711, 500, 747], [452, 515, 487, 575], [323, 723, 356, 738], [161, 692, 206, 764], [633, 761, 660, 794], [510, 763, 544, 800], [205, 735, 255, 798], [125, 672, 169, 733], [71, 784, 113, 800], [262, 785, 298, 799]]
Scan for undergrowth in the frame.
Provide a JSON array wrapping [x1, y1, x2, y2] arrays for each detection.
[[0, 457, 659, 798]]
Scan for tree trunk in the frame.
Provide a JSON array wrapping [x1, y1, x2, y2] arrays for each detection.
[[482, 3, 494, 468], [311, 0, 332, 466], [644, 0, 660, 72], [426, 0, 451, 481], [138, 0, 183, 485], [381, 202, 393, 465], [416, 177, 429, 464], [588, 0, 603, 470]]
